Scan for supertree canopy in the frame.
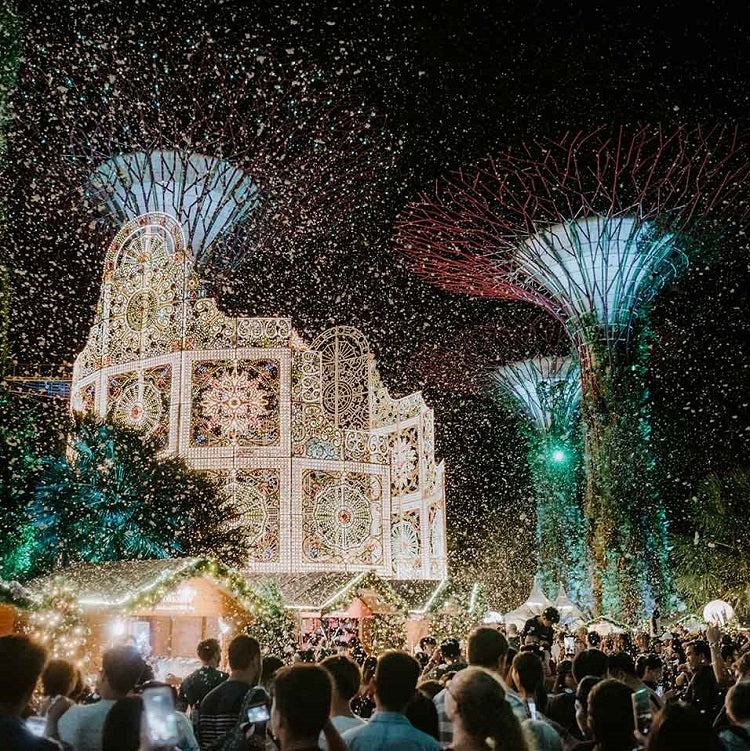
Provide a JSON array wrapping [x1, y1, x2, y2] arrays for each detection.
[[396, 125, 750, 619], [492, 355, 588, 607]]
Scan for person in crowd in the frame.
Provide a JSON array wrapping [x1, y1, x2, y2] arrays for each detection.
[[546, 658, 578, 738], [0, 635, 62, 751], [646, 701, 723, 751], [607, 652, 663, 711], [636, 654, 664, 694], [680, 639, 724, 722], [405, 690, 440, 741], [138, 680, 198, 751], [270, 664, 344, 751], [198, 633, 264, 749], [177, 638, 228, 715], [260, 655, 285, 691], [101, 695, 143, 751], [521, 607, 560, 650], [444, 666, 530, 751], [433, 627, 525, 748], [707, 623, 738, 689], [51, 645, 146, 751], [524, 718, 563, 751], [586, 679, 635, 751], [510, 651, 549, 718], [417, 679, 444, 700], [503, 647, 517, 685], [39, 658, 78, 717], [342, 650, 440, 750], [573, 650, 608, 685], [350, 655, 377, 719], [719, 680, 750, 750], [573, 675, 601, 747], [426, 637, 468, 681], [416, 635, 438, 668], [586, 632, 602, 649], [615, 633, 635, 657], [506, 624, 521, 651], [319, 654, 365, 748]]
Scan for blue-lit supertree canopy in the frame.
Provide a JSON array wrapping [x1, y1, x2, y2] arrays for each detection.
[[88, 151, 259, 265], [396, 125, 750, 620]]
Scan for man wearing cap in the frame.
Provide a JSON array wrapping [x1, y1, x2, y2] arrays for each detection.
[[522, 607, 560, 650]]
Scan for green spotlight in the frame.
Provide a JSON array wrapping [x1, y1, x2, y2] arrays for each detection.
[[552, 449, 565, 462]]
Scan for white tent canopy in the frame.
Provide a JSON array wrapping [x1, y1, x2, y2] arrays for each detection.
[[587, 615, 628, 635], [553, 583, 586, 627], [502, 575, 555, 628]]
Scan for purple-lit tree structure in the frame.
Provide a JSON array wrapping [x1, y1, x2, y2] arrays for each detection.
[[396, 126, 750, 619]]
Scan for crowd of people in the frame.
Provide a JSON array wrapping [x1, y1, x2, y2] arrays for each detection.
[[3, 604, 750, 751]]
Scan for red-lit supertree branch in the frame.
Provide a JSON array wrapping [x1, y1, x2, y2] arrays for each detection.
[[7, 32, 395, 280], [396, 125, 750, 619]]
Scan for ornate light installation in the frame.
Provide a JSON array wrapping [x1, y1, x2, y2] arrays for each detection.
[[493, 356, 588, 605], [396, 125, 750, 618]]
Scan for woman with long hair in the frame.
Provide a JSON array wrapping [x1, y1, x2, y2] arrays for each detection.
[[445, 667, 530, 751]]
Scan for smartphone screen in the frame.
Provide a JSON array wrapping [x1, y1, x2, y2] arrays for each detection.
[[527, 699, 537, 720], [564, 635, 575, 654], [246, 702, 271, 724], [632, 688, 653, 736], [25, 717, 47, 737], [143, 686, 179, 746]]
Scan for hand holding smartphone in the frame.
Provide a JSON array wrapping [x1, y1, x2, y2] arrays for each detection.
[[143, 685, 179, 747], [632, 688, 653, 740]]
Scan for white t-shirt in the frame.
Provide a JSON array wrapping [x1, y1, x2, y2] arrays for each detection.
[[57, 699, 117, 751], [319, 713, 366, 749]]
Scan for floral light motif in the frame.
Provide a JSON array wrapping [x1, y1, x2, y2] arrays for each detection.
[[201, 370, 269, 440], [391, 429, 419, 494]]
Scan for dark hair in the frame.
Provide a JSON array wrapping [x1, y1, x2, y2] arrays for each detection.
[[361, 655, 378, 684], [727, 681, 750, 723], [102, 646, 146, 695], [636, 654, 663, 678], [374, 650, 420, 711], [405, 690, 439, 740], [588, 679, 635, 750], [573, 648, 608, 683], [102, 696, 143, 751], [553, 659, 573, 693], [686, 640, 711, 662], [272, 664, 331, 739], [419, 635, 437, 650], [228, 634, 260, 671], [646, 701, 722, 751], [587, 630, 602, 647], [41, 658, 77, 697], [576, 675, 602, 714], [721, 643, 738, 663], [440, 638, 461, 659], [416, 679, 443, 700], [261, 655, 284, 688], [468, 627, 508, 669], [321, 654, 361, 702], [608, 651, 636, 678], [542, 607, 560, 624], [197, 638, 221, 662], [512, 651, 547, 711], [0, 635, 47, 705], [450, 667, 530, 751]]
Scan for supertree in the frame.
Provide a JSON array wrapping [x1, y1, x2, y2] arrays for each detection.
[[4, 28, 394, 284], [396, 125, 750, 619]]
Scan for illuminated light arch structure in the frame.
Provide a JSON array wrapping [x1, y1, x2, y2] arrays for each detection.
[[493, 356, 588, 605], [396, 125, 750, 618], [71, 152, 446, 579]]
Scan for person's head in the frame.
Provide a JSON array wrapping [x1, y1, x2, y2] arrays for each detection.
[[373, 650, 420, 712], [507, 623, 518, 636], [722, 643, 739, 666], [636, 654, 664, 684], [685, 640, 711, 672], [616, 633, 632, 652], [541, 607, 560, 628], [503, 647, 517, 684], [361, 655, 378, 686], [575, 676, 602, 738], [511, 651, 544, 702], [440, 637, 461, 661], [405, 690, 439, 740], [726, 680, 750, 725], [573, 648, 608, 683], [321, 654, 361, 710], [524, 718, 564, 751], [607, 652, 636, 681], [588, 679, 635, 750], [196, 638, 221, 668], [416, 679, 443, 700], [419, 635, 437, 655], [41, 658, 77, 698], [227, 634, 261, 681], [101, 695, 143, 751], [261, 655, 285, 689], [445, 667, 529, 751], [99, 646, 146, 700], [468, 627, 508, 673], [271, 664, 331, 747], [646, 701, 722, 751], [553, 659, 576, 693], [0, 635, 47, 714], [734, 652, 750, 681], [587, 631, 602, 648]]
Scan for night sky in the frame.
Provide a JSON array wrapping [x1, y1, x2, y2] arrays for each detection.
[[2, 0, 750, 606]]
